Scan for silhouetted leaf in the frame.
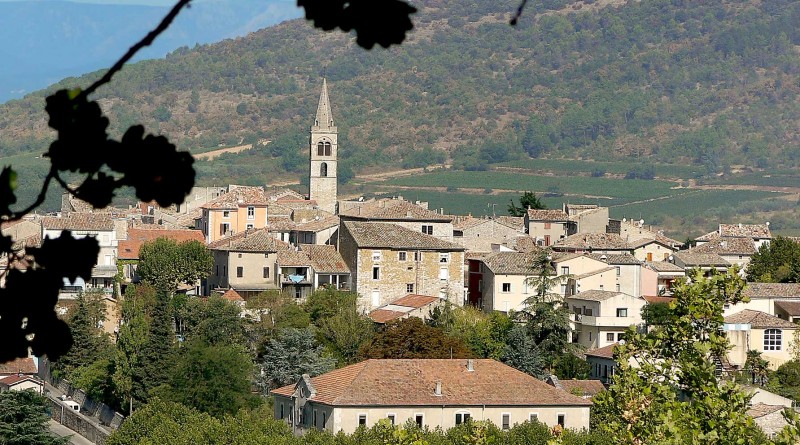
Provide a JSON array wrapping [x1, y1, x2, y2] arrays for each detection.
[[0, 167, 17, 217], [28, 231, 100, 282], [45, 89, 110, 173], [298, 0, 416, 49], [74, 173, 117, 209]]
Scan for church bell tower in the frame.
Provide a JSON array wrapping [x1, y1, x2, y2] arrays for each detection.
[[309, 78, 338, 214]]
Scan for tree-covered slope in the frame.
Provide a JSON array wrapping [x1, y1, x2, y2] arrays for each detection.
[[1, 0, 799, 189]]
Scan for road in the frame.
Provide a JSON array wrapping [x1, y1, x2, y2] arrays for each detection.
[[48, 420, 94, 445]]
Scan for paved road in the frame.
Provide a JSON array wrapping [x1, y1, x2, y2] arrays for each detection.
[[48, 420, 94, 445]]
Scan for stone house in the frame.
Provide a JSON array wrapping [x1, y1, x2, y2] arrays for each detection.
[[271, 359, 591, 435], [563, 204, 609, 234], [466, 251, 539, 313], [206, 228, 290, 298], [277, 244, 351, 300], [567, 290, 646, 349], [687, 237, 757, 271], [696, 223, 772, 251], [339, 221, 465, 310], [451, 216, 524, 253], [724, 310, 799, 370], [630, 238, 680, 263], [642, 261, 685, 296], [552, 233, 633, 256], [0, 375, 44, 394], [524, 209, 571, 247], [671, 251, 730, 274], [42, 213, 120, 295], [723, 283, 800, 318], [339, 198, 454, 241]]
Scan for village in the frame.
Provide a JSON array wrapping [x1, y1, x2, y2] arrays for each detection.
[[2, 80, 799, 443]]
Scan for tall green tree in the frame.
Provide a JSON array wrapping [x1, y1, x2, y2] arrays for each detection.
[[359, 317, 473, 360], [137, 238, 212, 294], [181, 295, 246, 346], [593, 269, 800, 444], [316, 301, 375, 365], [53, 291, 113, 378], [134, 292, 174, 403], [501, 324, 546, 379], [508, 191, 546, 216], [0, 390, 68, 445], [114, 312, 148, 414], [258, 327, 335, 391], [747, 237, 800, 283]]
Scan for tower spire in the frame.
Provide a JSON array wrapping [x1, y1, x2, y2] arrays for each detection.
[[314, 78, 334, 130]]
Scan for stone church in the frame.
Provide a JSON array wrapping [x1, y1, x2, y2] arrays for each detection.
[[309, 79, 338, 214]]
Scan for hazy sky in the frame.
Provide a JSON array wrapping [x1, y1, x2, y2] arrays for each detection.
[[0, 0, 264, 5]]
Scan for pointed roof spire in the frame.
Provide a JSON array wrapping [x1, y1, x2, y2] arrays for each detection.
[[314, 78, 335, 130]]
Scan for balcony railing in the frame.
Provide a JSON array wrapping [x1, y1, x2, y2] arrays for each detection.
[[575, 315, 638, 328]]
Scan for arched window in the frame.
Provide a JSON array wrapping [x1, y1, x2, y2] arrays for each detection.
[[324, 142, 332, 156], [317, 142, 325, 156], [764, 329, 782, 351], [320, 162, 328, 177]]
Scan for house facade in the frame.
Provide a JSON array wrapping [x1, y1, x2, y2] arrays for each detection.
[[724, 309, 799, 370], [271, 359, 591, 434], [567, 290, 646, 349], [206, 228, 290, 298], [452, 216, 524, 253]]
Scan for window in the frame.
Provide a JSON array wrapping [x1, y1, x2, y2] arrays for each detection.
[[415, 414, 424, 428], [414, 251, 422, 261], [317, 142, 325, 156], [616, 266, 621, 276], [589, 331, 593, 341], [238, 253, 243, 258], [544, 222, 552, 229], [617, 332, 625, 341], [561, 266, 569, 275], [544, 235, 551, 246], [454, 230, 464, 238], [561, 284, 567, 295], [502, 283, 511, 293], [439, 253, 450, 263], [237, 266, 243, 278], [320, 162, 328, 177], [387, 414, 396, 426], [502, 414, 510, 430], [529, 413, 538, 422], [322, 412, 326, 428], [371, 290, 380, 307], [223, 210, 230, 218], [607, 333, 615, 342], [422, 225, 433, 235], [215, 265, 219, 276], [616, 284, 620, 292], [455, 413, 471, 425], [223, 266, 227, 276], [557, 414, 565, 427], [398, 251, 407, 261], [439, 267, 449, 280], [646, 252, 653, 261], [373, 267, 380, 280], [280, 404, 284, 419], [263, 267, 270, 278], [246, 223, 254, 230], [247, 206, 255, 219], [358, 414, 367, 426], [407, 283, 414, 293], [313, 410, 317, 426], [220, 223, 230, 236], [324, 142, 332, 156], [372, 251, 382, 261], [584, 308, 593, 316], [616, 308, 628, 317], [765, 329, 783, 351]]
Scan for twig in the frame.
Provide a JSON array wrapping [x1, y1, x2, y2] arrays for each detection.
[[80, 0, 193, 99], [5, 165, 57, 222], [510, 0, 529, 26]]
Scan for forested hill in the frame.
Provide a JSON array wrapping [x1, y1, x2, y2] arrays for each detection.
[[1, 0, 799, 185]]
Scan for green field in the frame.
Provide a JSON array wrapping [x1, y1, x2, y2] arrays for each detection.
[[609, 189, 781, 220], [498, 159, 706, 179], [705, 174, 799, 188], [384, 171, 676, 202]]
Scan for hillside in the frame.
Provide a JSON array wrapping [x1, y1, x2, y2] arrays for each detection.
[[0, 0, 798, 210]]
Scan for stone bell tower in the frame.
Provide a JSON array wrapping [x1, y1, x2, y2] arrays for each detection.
[[309, 78, 338, 214]]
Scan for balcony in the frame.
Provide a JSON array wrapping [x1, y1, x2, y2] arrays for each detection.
[[575, 314, 638, 328]]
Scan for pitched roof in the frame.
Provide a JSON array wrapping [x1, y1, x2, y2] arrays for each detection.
[[0, 374, 42, 386], [0, 357, 37, 375], [343, 221, 464, 251], [589, 253, 641, 265], [495, 216, 525, 231], [208, 228, 290, 252], [558, 379, 606, 397], [369, 309, 410, 324], [553, 233, 631, 251], [202, 186, 270, 210], [568, 290, 625, 302], [293, 216, 339, 232], [642, 295, 675, 304], [644, 261, 685, 273], [271, 359, 591, 407], [672, 251, 730, 267], [481, 252, 539, 275], [573, 266, 616, 280], [748, 403, 786, 419], [42, 213, 115, 231], [526, 209, 569, 222], [743, 283, 800, 299], [221, 288, 244, 302], [724, 310, 798, 329], [369, 294, 441, 323], [341, 200, 451, 222], [390, 294, 440, 309], [719, 224, 772, 239], [299, 244, 350, 274], [775, 301, 800, 317], [585, 343, 617, 359], [118, 228, 205, 260], [690, 237, 757, 255], [277, 249, 311, 267]]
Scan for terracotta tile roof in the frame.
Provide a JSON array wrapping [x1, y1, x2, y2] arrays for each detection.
[[277, 249, 311, 267], [271, 359, 591, 407], [558, 379, 606, 397], [369, 309, 409, 324], [202, 186, 282, 210], [208, 228, 290, 252], [774, 301, 800, 317], [221, 288, 244, 302], [526, 209, 569, 222], [508, 236, 540, 254], [268, 188, 306, 201], [481, 252, 539, 275], [628, 238, 678, 250], [0, 357, 37, 375], [643, 295, 675, 304], [690, 237, 756, 255], [568, 290, 625, 302], [724, 310, 798, 329], [42, 213, 115, 231], [452, 216, 488, 230], [573, 266, 616, 279], [495, 216, 525, 231], [719, 224, 772, 239], [644, 261, 685, 273], [294, 216, 340, 232], [672, 251, 730, 267], [553, 233, 631, 251], [585, 343, 617, 359], [299, 244, 350, 274], [266, 216, 296, 232], [695, 230, 720, 242], [0, 374, 42, 386], [118, 228, 205, 260], [343, 221, 464, 251], [747, 403, 785, 419], [745, 283, 800, 299], [390, 294, 439, 309], [341, 200, 451, 222], [588, 253, 641, 265]]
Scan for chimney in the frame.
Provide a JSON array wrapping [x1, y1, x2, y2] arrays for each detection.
[[466, 359, 474, 372], [434, 381, 442, 396]]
